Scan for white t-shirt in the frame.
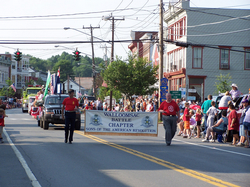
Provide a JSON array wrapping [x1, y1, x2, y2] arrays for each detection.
[[38, 94, 44, 100], [207, 106, 217, 118], [218, 95, 231, 108], [146, 104, 151, 111], [243, 108, 250, 123]]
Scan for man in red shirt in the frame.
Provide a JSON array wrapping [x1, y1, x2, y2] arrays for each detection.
[[158, 93, 180, 146], [62, 89, 79, 144]]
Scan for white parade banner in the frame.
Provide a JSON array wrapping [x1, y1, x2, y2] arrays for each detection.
[[84, 110, 158, 136]]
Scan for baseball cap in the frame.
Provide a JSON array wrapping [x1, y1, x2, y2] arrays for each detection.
[[242, 99, 249, 103], [68, 89, 74, 93]]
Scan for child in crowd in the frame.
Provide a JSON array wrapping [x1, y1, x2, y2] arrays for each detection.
[[195, 108, 202, 138], [0, 108, 8, 143], [189, 110, 196, 137], [206, 101, 217, 128], [183, 102, 191, 138], [180, 109, 184, 116]]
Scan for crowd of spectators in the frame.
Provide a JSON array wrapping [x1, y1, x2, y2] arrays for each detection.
[[0, 96, 22, 109]]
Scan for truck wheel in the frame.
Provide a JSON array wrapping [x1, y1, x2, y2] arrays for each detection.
[[75, 120, 81, 130], [43, 121, 49, 130], [40, 118, 43, 128]]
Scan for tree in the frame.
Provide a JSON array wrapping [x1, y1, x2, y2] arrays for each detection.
[[0, 79, 15, 97], [214, 73, 232, 94], [98, 86, 122, 101], [102, 56, 158, 102], [35, 77, 46, 86], [52, 60, 74, 82]]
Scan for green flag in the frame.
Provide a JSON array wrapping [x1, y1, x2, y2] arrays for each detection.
[[43, 70, 51, 99]]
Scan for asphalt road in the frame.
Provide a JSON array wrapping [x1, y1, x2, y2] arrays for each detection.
[[1, 108, 250, 187]]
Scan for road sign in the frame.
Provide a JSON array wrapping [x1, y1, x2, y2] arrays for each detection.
[[160, 78, 168, 102], [160, 98, 166, 102], [170, 91, 181, 99], [188, 89, 196, 93], [160, 78, 168, 86], [160, 86, 168, 91]]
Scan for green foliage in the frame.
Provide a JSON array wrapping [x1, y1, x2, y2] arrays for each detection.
[[29, 57, 48, 72], [214, 73, 232, 94], [35, 77, 45, 86], [98, 86, 122, 101], [52, 60, 74, 82], [0, 79, 15, 97], [102, 56, 158, 101], [25, 79, 35, 87]]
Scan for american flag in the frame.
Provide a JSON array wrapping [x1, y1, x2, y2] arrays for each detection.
[[77, 91, 82, 98], [10, 83, 16, 92]]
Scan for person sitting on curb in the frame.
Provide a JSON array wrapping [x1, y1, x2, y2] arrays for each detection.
[[202, 110, 228, 142]]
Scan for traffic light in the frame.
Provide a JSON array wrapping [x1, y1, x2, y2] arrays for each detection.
[[14, 50, 22, 61], [73, 50, 81, 61]]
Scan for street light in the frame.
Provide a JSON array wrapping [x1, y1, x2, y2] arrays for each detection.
[[64, 27, 99, 98], [64, 27, 110, 44]]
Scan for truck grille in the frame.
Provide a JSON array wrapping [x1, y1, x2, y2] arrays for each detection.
[[53, 109, 62, 114]]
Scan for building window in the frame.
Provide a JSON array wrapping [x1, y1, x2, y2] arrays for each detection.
[[179, 48, 183, 69], [220, 47, 230, 69], [192, 47, 203, 69], [245, 48, 250, 70], [168, 17, 186, 40]]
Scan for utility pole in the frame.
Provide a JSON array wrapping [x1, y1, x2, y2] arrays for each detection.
[[103, 14, 124, 110], [100, 44, 111, 67], [83, 25, 100, 98], [159, 0, 164, 118], [79, 74, 81, 97], [67, 74, 69, 93]]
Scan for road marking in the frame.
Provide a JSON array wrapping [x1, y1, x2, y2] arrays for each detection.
[[6, 118, 34, 121], [173, 139, 250, 158], [75, 131, 240, 187], [3, 129, 41, 187]]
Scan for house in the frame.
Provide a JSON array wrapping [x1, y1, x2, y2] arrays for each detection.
[[63, 79, 86, 97], [0, 54, 11, 89], [74, 77, 93, 95], [163, 0, 250, 101], [128, 31, 158, 61], [128, 1, 250, 102], [28, 68, 47, 84]]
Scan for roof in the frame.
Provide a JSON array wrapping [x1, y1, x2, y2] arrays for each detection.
[[63, 79, 85, 89], [74, 77, 93, 90]]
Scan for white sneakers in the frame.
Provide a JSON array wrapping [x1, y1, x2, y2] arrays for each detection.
[[202, 138, 215, 142]]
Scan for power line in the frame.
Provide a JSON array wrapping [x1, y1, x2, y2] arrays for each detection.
[[173, 5, 250, 21], [0, 5, 158, 20]]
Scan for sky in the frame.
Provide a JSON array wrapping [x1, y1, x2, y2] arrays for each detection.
[[0, 0, 249, 61]]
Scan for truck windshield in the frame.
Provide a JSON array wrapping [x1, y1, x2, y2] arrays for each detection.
[[27, 89, 41, 95], [45, 96, 68, 105]]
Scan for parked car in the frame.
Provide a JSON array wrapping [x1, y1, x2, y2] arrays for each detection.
[[236, 94, 250, 119], [39, 94, 81, 130]]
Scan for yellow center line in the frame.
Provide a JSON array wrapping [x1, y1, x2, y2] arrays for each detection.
[[74, 131, 240, 187]]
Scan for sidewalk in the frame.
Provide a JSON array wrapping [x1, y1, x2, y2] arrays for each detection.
[[0, 132, 33, 187]]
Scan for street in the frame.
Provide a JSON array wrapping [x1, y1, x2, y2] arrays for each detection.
[[1, 108, 250, 187]]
